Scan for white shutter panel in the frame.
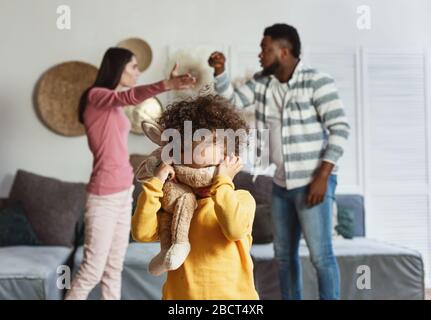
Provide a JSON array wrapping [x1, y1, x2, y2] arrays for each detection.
[[363, 48, 430, 286]]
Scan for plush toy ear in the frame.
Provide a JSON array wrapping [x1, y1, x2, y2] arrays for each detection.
[[141, 112, 165, 146]]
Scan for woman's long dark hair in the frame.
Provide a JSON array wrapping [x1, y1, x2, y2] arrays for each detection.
[[78, 47, 134, 124]]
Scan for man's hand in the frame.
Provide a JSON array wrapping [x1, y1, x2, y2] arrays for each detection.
[[215, 154, 243, 180], [163, 63, 196, 90], [208, 51, 226, 76], [306, 161, 334, 207]]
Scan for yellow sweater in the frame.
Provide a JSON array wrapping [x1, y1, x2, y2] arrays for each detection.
[[131, 174, 259, 300]]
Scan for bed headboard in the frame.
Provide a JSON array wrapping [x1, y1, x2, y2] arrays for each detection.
[[233, 171, 366, 237]]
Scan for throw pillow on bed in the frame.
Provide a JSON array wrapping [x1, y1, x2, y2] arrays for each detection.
[[8, 170, 87, 247], [0, 202, 41, 246]]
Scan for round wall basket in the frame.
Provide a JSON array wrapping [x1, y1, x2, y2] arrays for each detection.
[[35, 61, 98, 136], [117, 37, 153, 72]]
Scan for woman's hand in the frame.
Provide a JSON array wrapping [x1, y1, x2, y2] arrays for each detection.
[[215, 154, 243, 180], [154, 160, 176, 184], [163, 63, 196, 90]]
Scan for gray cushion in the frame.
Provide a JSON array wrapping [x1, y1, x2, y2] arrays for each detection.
[[233, 172, 274, 243], [253, 204, 273, 244], [0, 246, 73, 300], [233, 171, 273, 205], [8, 170, 87, 247], [336, 194, 365, 237], [0, 202, 41, 246], [0, 198, 8, 210], [335, 207, 355, 239]]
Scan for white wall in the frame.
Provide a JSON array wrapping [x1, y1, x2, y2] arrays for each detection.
[[0, 0, 292, 194], [1, 0, 430, 196], [1, 0, 431, 284], [0, 0, 431, 196]]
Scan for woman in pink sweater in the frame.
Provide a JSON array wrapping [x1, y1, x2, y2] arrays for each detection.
[[65, 47, 195, 300]]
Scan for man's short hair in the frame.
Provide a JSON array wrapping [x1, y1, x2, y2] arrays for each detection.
[[264, 23, 301, 58]]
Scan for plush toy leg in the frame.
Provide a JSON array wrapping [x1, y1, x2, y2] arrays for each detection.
[[148, 211, 173, 276], [164, 193, 196, 271]]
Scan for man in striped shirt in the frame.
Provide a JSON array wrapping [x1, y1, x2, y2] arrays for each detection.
[[208, 24, 350, 300]]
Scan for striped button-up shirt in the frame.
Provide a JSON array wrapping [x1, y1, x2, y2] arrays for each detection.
[[214, 60, 350, 190]]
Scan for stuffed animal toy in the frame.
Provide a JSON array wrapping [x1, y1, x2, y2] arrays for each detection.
[[124, 97, 163, 135], [135, 107, 217, 276]]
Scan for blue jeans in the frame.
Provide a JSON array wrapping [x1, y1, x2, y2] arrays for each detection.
[[271, 175, 340, 300]]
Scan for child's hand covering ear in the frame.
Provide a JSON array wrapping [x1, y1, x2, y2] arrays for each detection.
[[215, 154, 243, 180]]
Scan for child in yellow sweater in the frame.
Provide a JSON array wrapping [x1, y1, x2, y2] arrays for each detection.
[[131, 95, 259, 300]]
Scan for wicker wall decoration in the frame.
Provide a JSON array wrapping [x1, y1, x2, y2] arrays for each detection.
[[35, 61, 98, 136], [117, 37, 153, 72]]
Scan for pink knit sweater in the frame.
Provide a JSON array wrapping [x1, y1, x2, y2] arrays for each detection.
[[84, 82, 166, 195]]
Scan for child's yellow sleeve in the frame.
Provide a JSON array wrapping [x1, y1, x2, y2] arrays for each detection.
[[131, 177, 164, 242], [210, 174, 256, 241]]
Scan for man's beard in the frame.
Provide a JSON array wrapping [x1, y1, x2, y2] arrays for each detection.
[[261, 59, 281, 76]]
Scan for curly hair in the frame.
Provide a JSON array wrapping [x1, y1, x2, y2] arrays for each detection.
[[158, 94, 250, 155]]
